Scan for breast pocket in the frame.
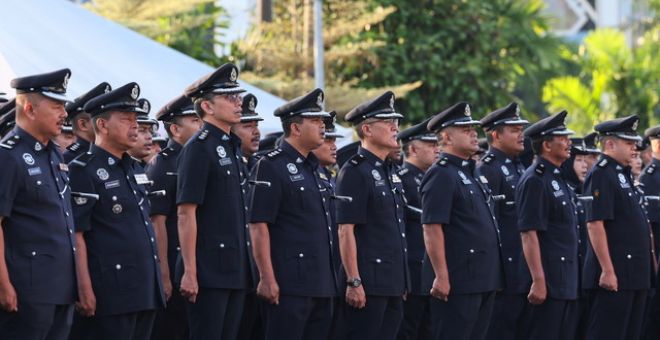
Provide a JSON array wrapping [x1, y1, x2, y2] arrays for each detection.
[[27, 177, 52, 204], [215, 239, 239, 273], [286, 247, 319, 282], [12, 246, 57, 288], [96, 256, 140, 293], [290, 185, 311, 209]]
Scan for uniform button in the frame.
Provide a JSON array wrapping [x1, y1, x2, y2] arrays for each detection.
[[65, 212, 70, 217], [112, 196, 117, 201], [318, 185, 322, 189], [36, 180, 42, 185], [560, 257, 565, 261], [404, 248, 407, 252], [72, 247, 76, 252], [322, 198, 326, 202], [508, 257, 513, 262], [381, 192, 386, 196], [220, 243, 225, 248], [55, 178, 59, 182], [325, 212, 329, 216], [31, 251, 36, 256], [627, 254, 632, 259], [329, 241, 333, 245], [115, 264, 122, 270], [469, 249, 475, 254], [299, 253, 304, 258], [242, 189, 246, 194], [300, 187, 305, 191], [227, 170, 231, 175], [244, 206, 248, 211], [628, 193, 632, 197], [562, 201, 566, 206], [133, 190, 137, 195], [150, 237, 154, 242], [401, 233, 406, 237], [247, 241, 251, 246], [245, 224, 249, 229], [176, 246, 181, 251], [376, 258, 382, 263], [154, 255, 158, 260], [328, 227, 331, 231], [578, 240, 582, 244], [396, 204, 399, 208], [398, 218, 402, 223], [144, 221, 149, 226], [469, 190, 473, 194]]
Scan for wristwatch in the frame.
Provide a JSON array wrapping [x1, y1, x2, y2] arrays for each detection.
[[346, 277, 362, 288]]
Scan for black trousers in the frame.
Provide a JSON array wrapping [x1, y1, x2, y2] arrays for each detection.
[[521, 298, 578, 340], [586, 289, 648, 340], [345, 295, 403, 340], [429, 291, 496, 340], [82, 309, 156, 340], [485, 293, 527, 340], [397, 294, 432, 340], [262, 295, 333, 340], [150, 289, 187, 340], [236, 291, 264, 340], [328, 296, 347, 340], [185, 288, 246, 340], [0, 302, 73, 340]]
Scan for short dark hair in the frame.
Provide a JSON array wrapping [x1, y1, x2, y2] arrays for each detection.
[[282, 116, 304, 137], [91, 111, 111, 133], [193, 93, 217, 118], [485, 125, 505, 144], [402, 141, 413, 157], [531, 135, 554, 155]]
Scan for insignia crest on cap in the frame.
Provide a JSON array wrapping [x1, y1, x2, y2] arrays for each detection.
[[287, 163, 298, 174], [22, 153, 35, 165], [389, 95, 395, 110], [104, 84, 111, 93], [130, 85, 139, 100], [515, 104, 521, 118], [317, 93, 324, 106], [96, 168, 109, 180], [632, 120, 638, 131], [248, 98, 256, 111], [551, 180, 560, 191], [465, 104, 471, 116], [371, 169, 382, 180], [216, 145, 227, 158], [230, 67, 238, 82], [63, 73, 70, 90], [142, 101, 150, 112]]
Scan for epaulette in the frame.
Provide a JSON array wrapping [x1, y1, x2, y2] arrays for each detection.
[[197, 129, 209, 141], [67, 142, 81, 152], [159, 146, 174, 158], [69, 152, 94, 167], [0, 135, 20, 150], [266, 149, 283, 159], [646, 164, 656, 175], [482, 153, 495, 164], [597, 158, 608, 168], [438, 157, 448, 167], [397, 167, 409, 176], [348, 154, 365, 166], [534, 163, 545, 176]]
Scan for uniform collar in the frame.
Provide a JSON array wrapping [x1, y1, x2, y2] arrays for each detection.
[[91, 144, 132, 168], [403, 161, 425, 176], [75, 137, 91, 150], [441, 152, 474, 171], [488, 147, 518, 164], [357, 146, 391, 168], [203, 122, 241, 146], [599, 153, 629, 172], [166, 139, 182, 153], [280, 139, 319, 168], [14, 126, 53, 153], [537, 156, 563, 176]]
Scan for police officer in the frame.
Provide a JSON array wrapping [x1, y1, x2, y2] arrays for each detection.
[[176, 63, 253, 340], [0, 99, 16, 139], [128, 99, 157, 167], [582, 115, 653, 340], [68, 82, 165, 340], [249, 88, 337, 339], [146, 94, 202, 340], [420, 102, 504, 340], [582, 132, 601, 171], [63, 82, 111, 163], [394, 119, 439, 340], [234, 93, 265, 340], [475, 102, 530, 340], [514, 111, 579, 339], [335, 91, 409, 340], [0, 69, 77, 340]]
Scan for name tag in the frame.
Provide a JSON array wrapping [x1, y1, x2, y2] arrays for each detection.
[[59, 163, 69, 172], [462, 179, 472, 185], [375, 180, 386, 187], [134, 173, 150, 185], [219, 158, 232, 166], [290, 174, 304, 182], [620, 183, 630, 189], [479, 176, 488, 184], [553, 190, 564, 197], [319, 172, 328, 181], [28, 167, 42, 176], [105, 180, 120, 189]]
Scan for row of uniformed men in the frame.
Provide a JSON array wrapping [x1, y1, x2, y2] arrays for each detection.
[[0, 63, 659, 340]]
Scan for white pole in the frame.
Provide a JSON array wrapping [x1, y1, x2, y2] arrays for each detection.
[[313, 0, 325, 99]]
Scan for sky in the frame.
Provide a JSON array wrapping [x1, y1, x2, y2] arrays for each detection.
[[217, 0, 254, 54]]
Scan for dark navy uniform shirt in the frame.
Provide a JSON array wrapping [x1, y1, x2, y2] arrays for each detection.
[[583, 155, 653, 290], [478, 148, 526, 294], [63, 137, 91, 164], [69, 144, 165, 315], [0, 127, 76, 305], [397, 162, 426, 295], [640, 158, 659, 258], [176, 122, 252, 290], [318, 166, 342, 284], [146, 140, 182, 283], [249, 141, 337, 297], [335, 147, 409, 297], [420, 153, 504, 295], [516, 157, 579, 300]]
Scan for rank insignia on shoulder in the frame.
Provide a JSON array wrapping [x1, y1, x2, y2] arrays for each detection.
[[349, 154, 365, 166], [397, 167, 409, 176], [482, 153, 494, 164], [597, 159, 608, 168], [197, 129, 209, 141], [266, 149, 282, 159], [67, 142, 80, 151], [438, 157, 448, 166], [534, 163, 545, 175], [647, 165, 655, 174]]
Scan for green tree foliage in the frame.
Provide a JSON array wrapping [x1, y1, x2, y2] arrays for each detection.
[[85, 0, 228, 66], [542, 28, 659, 134]]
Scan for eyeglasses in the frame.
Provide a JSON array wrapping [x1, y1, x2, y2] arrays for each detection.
[[365, 118, 399, 128], [222, 93, 243, 104]]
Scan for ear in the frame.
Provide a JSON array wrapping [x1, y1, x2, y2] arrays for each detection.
[[23, 101, 36, 121], [362, 123, 372, 138], [542, 139, 552, 153], [201, 100, 213, 116], [291, 121, 302, 137], [168, 123, 179, 138]]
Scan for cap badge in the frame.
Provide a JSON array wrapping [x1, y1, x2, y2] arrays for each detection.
[[216, 145, 227, 158], [142, 101, 150, 112], [287, 163, 298, 174], [371, 169, 382, 180], [317, 93, 324, 106], [96, 168, 109, 181], [514, 105, 520, 118], [632, 120, 638, 131], [63, 73, 70, 90], [104, 84, 111, 93], [248, 98, 256, 111], [389, 95, 395, 110], [22, 153, 35, 165], [465, 104, 471, 116], [230, 67, 238, 82], [131, 85, 139, 100]]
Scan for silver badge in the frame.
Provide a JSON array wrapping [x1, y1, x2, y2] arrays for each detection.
[[34, 142, 42, 151], [465, 104, 471, 116], [389, 95, 395, 109], [248, 98, 256, 111], [142, 100, 150, 112], [112, 204, 123, 214], [104, 84, 111, 93], [63, 73, 70, 90], [230, 67, 238, 82], [74, 197, 88, 205], [287, 163, 298, 174], [216, 146, 227, 158], [371, 169, 381, 180], [618, 173, 627, 184], [632, 120, 638, 131], [317, 92, 324, 106], [22, 153, 35, 165], [514, 104, 520, 117], [131, 85, 139, 99], [96, 168, 109, 180], [108, 157, 115, 166], [501, 165, 510, 176], [551, 180, 560, 191]]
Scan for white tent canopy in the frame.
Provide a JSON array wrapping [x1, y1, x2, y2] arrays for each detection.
[[0, 0, 353, 142]]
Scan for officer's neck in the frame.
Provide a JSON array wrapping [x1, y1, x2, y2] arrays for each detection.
[[443, 146, 472, 161], [489, 143, 519, 158], [360, 139, 390, 161], [406, 156, 430, 172], [204, 117, 231, 135], [96, 138, 127, 159], [17, 121, 52, 145], [540, 154, 564, 168], [285, 137, 312, 157], [603, 151, 630, 167]]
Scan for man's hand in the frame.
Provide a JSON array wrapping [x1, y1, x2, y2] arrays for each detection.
[[346, 285, 366, 308], [599, 270, 618, 291], [76, 285, 96, 317], [162, 275, 173, 301], [430, 276, 450, 301], [527, 280, 547, 305], [257, 277, 280, 305], [179, 271, 199, 303], [0, 281, 17, 312]]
